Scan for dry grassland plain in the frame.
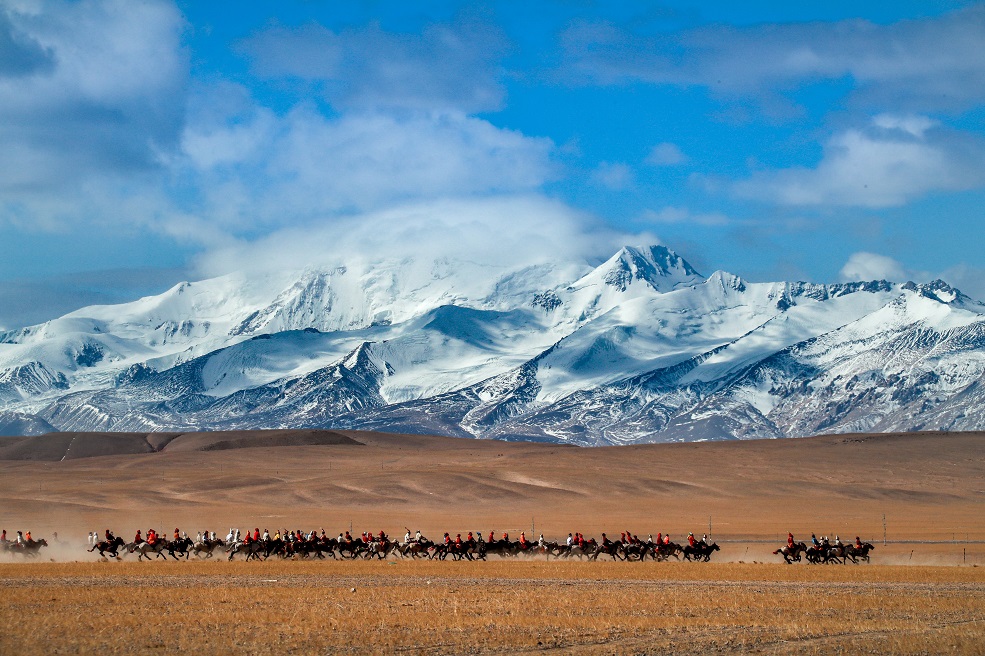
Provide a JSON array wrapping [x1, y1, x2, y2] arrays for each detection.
[[1, 430, 984, 653]]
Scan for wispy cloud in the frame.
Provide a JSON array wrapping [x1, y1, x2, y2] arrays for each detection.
[[645, 142, 687, 166], [239, 16, 509, 113], [560, 6, 985, 113], [590, 161, 634, 190], [639, 206, 729, 226]]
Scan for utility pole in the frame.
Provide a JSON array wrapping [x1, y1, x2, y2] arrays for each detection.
[[883, 514, 887, 546]]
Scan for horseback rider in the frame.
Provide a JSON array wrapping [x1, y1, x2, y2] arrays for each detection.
[[687, 532, 696, 547], [663, 533, 670, 545], [787, 532, 795, 549], [134, 529, 143, 545], [15, 531, 23, 545], [834, 535, 843, 547], [855, 536, 863, 549], [105, 529, 115, 542], [146, 529, 157, 546], [811, 533, 820, 548], [601, 533, 611, 547], [519, 532, 528, 548]]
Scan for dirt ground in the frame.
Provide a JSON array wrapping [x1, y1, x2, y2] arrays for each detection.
[[1, 430, 983, 653], [1, 430, 982, 547]]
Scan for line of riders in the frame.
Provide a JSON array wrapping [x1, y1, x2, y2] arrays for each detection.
[[0, 529, 49, 557], [773, 532, 876, 564], [83, 526, 722, 563]]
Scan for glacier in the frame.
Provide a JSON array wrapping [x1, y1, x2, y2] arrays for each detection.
[[1, 244, 984, 445]]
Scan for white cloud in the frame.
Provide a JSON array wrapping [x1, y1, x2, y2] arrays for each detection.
[[639, 206, 729, 226], [194, 195, 625, 280], [590, 161, 634, 190], [645, 142, 687, 166], [178, 100, 557, 232], [733, 116, 985, 207], [840, 252, 906, 282], [0, 0, 187, 229], [872, 113, 937, 137]]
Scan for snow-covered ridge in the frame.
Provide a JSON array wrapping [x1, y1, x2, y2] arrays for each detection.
[[1, 244, 983, 445]]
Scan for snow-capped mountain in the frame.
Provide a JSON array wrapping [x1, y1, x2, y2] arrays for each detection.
[[2, 244, 984, 445]]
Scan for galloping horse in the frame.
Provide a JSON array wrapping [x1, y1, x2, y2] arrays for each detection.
[[165, 537, 194, 560], [844, 542, 875, 564], [653, 542, 683, 561], [9, 538, 48, 558], [131, 540, 168, 561], [774, 542, 808, 564], [683, 542, 720, 562], [227, 540, 265, 561], [89, 536, 127, 559], [190, 538, 225, 559], [589, 541, 624, 561]]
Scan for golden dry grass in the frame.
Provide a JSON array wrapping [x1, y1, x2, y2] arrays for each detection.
[[1, 560, 983, 654], [2, 430, 984, 653]]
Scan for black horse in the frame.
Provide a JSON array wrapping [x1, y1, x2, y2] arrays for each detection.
[[89, 536, 127, 559], [682, 542, 720, 562]]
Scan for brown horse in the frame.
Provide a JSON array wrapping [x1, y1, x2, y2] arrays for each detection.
[[774, 542, 808, 564], [844, 542, 875, 564], [10, 539, 48, 558]]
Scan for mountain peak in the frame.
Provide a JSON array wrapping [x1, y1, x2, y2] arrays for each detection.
[[600, 245, 703, 293]]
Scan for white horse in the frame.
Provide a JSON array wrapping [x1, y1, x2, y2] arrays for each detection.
[[129, 540, 167, 561], [191, 538, 225, 559]]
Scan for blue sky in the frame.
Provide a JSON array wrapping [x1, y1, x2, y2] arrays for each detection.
[[1, 0, 984, 328]]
